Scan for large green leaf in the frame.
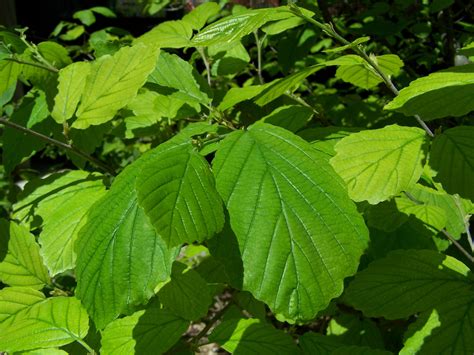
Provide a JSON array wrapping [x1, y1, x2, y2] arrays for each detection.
[[299, 333, 346, 355], [0, 59, 21, 106], [330, 125, 427, 204], [213, 123, 368, 322], [384, 64, 474, 120], [395, 197, 447, 233], [0, 296, 89, 352], [73, 43, 158, 129], [135, 20, 193, 49], [182, 2, 221, 30], [137, 142, 224, 247], [0, 287, 45, 326], [13, 171, 106, 276], [158, 262, 213, 320], [100, 299, 188, 354], [192, 7, 292, 46], [429, 126, 474, 200], [51, 61, 91, 124], [148, 51, 210, 105], [400, 295, 474, 355], [218, 84, 268, 111], [344, 249, 473, 319], [0, 220, 50, 289], [75, 156, 177, 329], [208, 318, 299, 354]]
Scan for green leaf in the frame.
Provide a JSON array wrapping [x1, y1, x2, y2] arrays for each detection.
[[148, 51, 211, 106], [182, 2, 220, 30], [261, 105, 312, 132], [395, 197, 447, 233], [213, 123, 368, 322], [400, 295, 474, 354], [254, 65, 323, 106], [330, 125, 427, 204], [0, 220, 50, 289], [75, 157, 177, 329], [344, 249, 473, 319], [73, 9, 96, 26], [192, 7, 292, 46], [458, 41, 474, 57], [51, 62, 91, 124], [209, 318, 299, 354], [429, 126, 474, 200], [90, 6, 116, 18], [0, 296, 89, 352], [13, 171, 106, 276], [298, 127, 361, 158], [73, 43, 158, 129], [384, 64, 474, 120], [158, 262, 213, 321], [26, 90, 50, 128], [262, 16, 305, 35], [21, 348, 68, 355], [0, 60, 21, 106], [137, 142, 224, 247], [135, 20, 193, 49], [36, 42, 72, 69], [0, 287, 45, 326], [218, 84, 268, 111], [100, 299, 188, 354], [331, 346, 391, 355], [324, 37, 370, 53], [299, 333, 346, 355], [59, 25, 85, 41], [327, 54, 403, 89], [365, 200, 409, 232]]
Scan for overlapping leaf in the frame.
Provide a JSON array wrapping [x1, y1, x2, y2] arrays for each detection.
[[135, 20, 193, 49], [384, 64, 474, 119], [0, 287, 45, 326], [429, 126, 474, 200], [73, 43, 158, 129], [213, 122, 368, 322], [330, 125, 427, 204], [0, 60, 21, 106]]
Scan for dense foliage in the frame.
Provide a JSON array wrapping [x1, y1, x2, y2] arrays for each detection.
[[0, 1, 473, 354]]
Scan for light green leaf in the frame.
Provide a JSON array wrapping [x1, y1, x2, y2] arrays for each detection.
[[192, 7, 293, 46], [209, 318, 299, 354], [262, 16, 305, 35], [90, 6, 116, 18], [135, 20, 193, 49], [0, 220, 50, 289], [0, 296, 89, 352], [213, 123, 368, 322], [0, 287, 45, 326], [73, 9, 96, 26], [100, 299, 188, 355], [59, 25, 85, 41], [51, 62, 91, 124], [395, 198, 447, 233], [254, 65, 323, 106], [36, 42, 72, 69], [429, 126, 474, 200], [21, 348, 69, 355], [26, 90, 49, 128], [158, 262, 213, 320], [344, 249, 473, 319], [182, 2, 220, 30], [298, 127, 361, 158], [384, 64, 474, 120], [218, 84, 268, 111], [137, 142, 224, 247], [73, 43, 158, 129], [299, 333, 345, 355], [261, 105, 312, 132], [75, 156, 177, 329], [400, 295, 474, 354], [14, 171, 106, 276], [148, 51, 211, 105], [324, 37, 370, 53], [327, 54, 403, 89], [0, 60, 21, 106], [330, 125, 427, 204], [458, 41, 474, 56]]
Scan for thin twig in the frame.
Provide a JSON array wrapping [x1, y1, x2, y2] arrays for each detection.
[[197, 47, 212, 86], [289, 5, 435, 138], [0, 117, 115, 175], [442, 229, 474, 264], [4, 57, 59, 73], [253, 31, 264, 84], [190, 300, 233, 348]]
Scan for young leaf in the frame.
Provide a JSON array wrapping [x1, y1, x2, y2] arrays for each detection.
[[429, 126, 474, 200], [213, 123, 368, 322], [134, 20, 193, 49], [148, 51, 211, 105], [13, 171, 106, 276], [0, 297, 89, 352], [158, 262, 213, 321], [218, 84, 268, 111], [182, 2, 221, 30], [344, 249, 473, 319], [100, 299, 188, 354], [0, 220, 50, 289], [330, 125, 427, 204], [75, 158, 177, 329], [51, 61, 91, 124], [208, 318, 299, 354], [137, 142, 224, 247], [73, 43, 158, 129], [0, 287, 45, 326], [0, 60, 21, 106], [384, 64, 474, 120]]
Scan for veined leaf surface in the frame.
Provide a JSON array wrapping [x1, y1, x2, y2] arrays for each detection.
[[0, 287, 45, 326], [213, 122, 368, 322], [330, 125, 427, 204]]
